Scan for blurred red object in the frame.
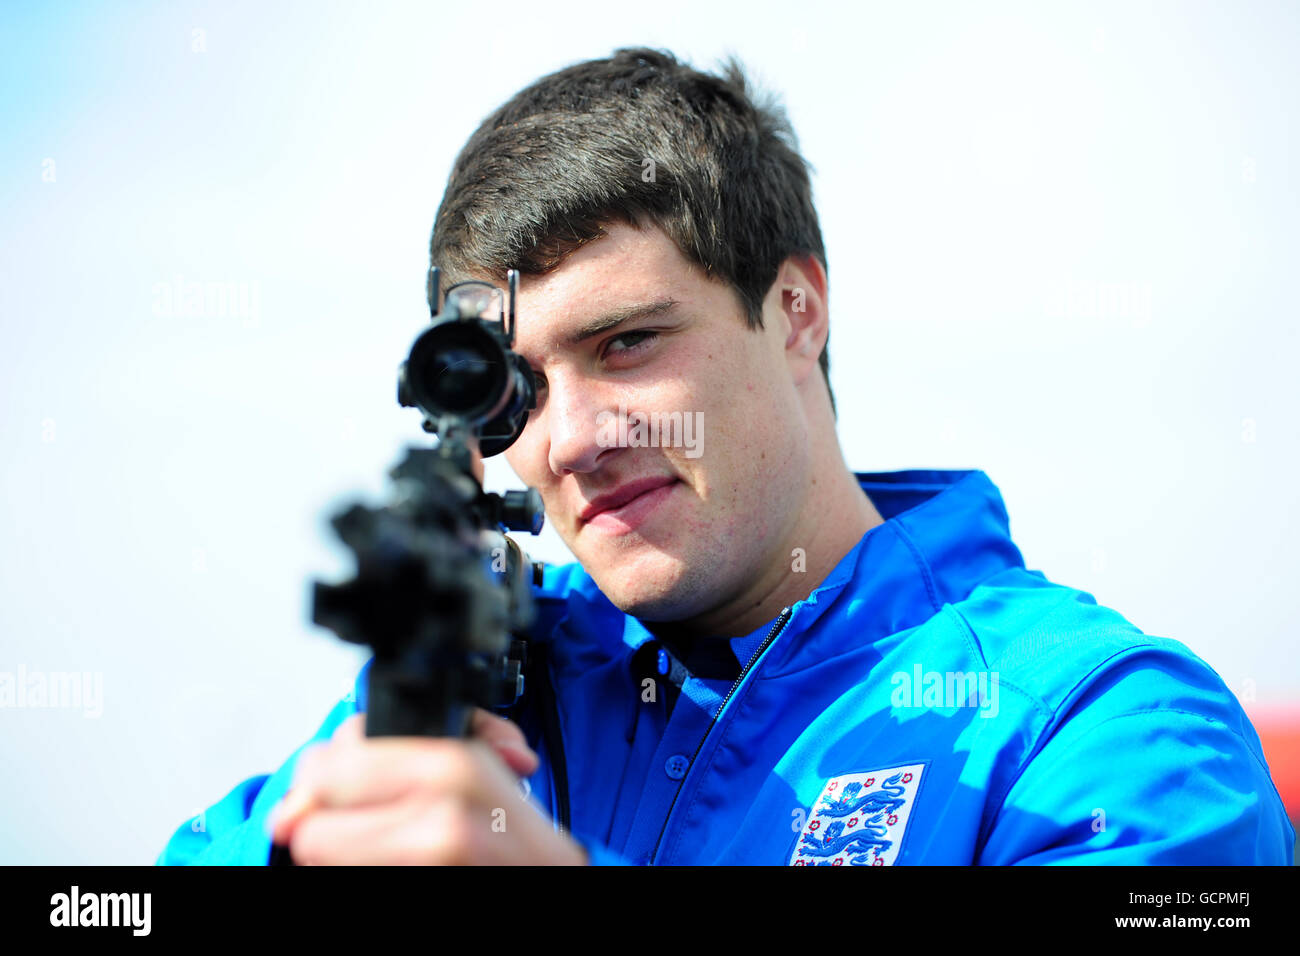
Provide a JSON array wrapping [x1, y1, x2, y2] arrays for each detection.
[[1248, 705, 1300, 820]]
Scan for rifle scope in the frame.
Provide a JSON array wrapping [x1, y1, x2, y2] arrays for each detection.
[[397, 268, 537, 457]]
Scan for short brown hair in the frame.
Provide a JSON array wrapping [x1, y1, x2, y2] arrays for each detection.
[[430, 47, 834, 415]]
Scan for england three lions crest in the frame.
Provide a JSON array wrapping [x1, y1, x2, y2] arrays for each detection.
[[790, 763, 927, 866]]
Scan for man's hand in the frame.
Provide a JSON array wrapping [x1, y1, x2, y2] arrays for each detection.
[[268, 710, 589, 865]]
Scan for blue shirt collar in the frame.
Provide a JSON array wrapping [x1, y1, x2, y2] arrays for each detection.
[[538, 468, 1023, 674]]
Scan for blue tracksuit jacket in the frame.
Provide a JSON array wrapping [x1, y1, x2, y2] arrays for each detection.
[[156, 469, 1294, 865]]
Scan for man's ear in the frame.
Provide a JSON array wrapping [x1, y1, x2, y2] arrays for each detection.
[[774, 253, 829, 386]]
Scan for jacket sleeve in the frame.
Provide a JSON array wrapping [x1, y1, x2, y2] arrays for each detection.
[[155, 694, 359, 866], [977, 647, 1295, 865]]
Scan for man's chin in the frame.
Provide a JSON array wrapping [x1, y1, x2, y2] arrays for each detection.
[[590, 570, 704, 622], [568, 541, 703, 615]]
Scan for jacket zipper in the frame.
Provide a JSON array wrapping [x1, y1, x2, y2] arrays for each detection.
[[647, 605, 793, 863]]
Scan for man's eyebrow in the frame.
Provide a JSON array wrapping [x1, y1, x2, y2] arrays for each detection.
[[567, 298, 680, 345]]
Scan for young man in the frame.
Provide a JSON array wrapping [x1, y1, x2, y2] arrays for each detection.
[[158, 48, 1293, 866]]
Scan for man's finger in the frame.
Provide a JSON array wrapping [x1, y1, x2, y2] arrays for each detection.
[[292, 737, 512, 813], [332, 712, 366, 743], [469, 708, 539, 778], [332, 707, 536, 776], [287, 796, 449, 866], [268, 785, 320, 846]]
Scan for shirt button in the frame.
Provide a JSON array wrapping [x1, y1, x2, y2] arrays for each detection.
[[665, 754, 690, 779]]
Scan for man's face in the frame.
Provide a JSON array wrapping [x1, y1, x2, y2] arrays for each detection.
[[502, 221, 811, 625]]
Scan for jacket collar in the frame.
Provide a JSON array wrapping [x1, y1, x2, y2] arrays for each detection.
[[536, 468, 1026, 673]]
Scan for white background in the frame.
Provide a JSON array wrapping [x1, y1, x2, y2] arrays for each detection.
[[1, 0, 1296, 864]]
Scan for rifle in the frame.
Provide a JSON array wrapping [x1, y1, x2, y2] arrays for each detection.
[[269, 268, 546, 865]]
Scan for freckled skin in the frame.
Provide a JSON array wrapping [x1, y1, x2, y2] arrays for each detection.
[[501, 221, 883, 640]]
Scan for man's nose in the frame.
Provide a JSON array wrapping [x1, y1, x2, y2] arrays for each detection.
[[545, 377, 616, 477]]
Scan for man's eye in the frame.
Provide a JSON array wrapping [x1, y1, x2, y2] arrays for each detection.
[[604, 330, 660, 357]]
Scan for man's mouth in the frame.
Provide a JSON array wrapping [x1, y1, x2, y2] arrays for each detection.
[[578, 476, 680, 534]]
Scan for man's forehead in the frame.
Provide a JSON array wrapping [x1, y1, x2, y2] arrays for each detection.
[[509, 227, 700, 356]]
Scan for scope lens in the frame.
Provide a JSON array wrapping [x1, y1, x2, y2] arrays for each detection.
[[428, 347, 496, 414], [407, 321, 509, 421]]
